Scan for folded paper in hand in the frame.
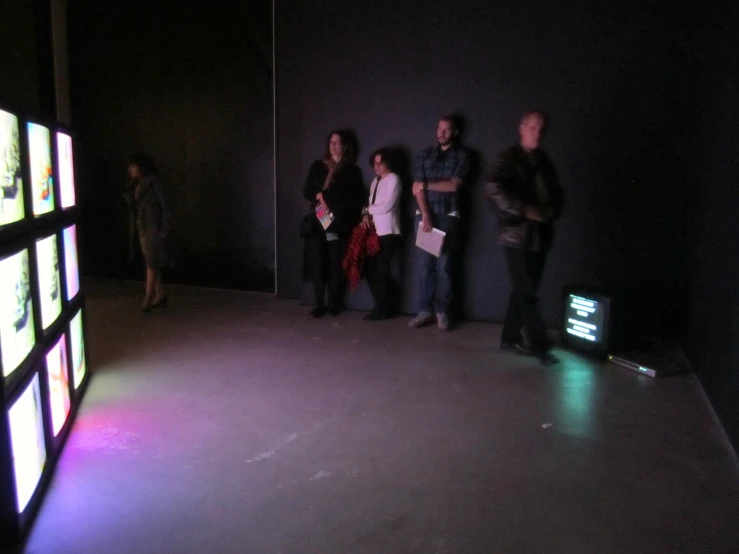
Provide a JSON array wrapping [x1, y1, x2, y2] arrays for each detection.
[[415, 227, 446, 257], [315, 204, 334, 230]]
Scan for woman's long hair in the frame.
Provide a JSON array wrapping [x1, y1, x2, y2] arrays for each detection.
[[322, 130, 357, 165], [127, 153, 157, 176]]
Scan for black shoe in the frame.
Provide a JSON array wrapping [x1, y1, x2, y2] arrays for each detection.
[[327, 305, 342, 316], [538, 352, 560, 367], [500, 340, 534, 356], [309, 306, 326, 318], [363, 312, 389, 321], [152, 296, 169, 309]]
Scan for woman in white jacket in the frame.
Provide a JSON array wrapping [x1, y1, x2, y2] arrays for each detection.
[[360, 148, 402, 320]]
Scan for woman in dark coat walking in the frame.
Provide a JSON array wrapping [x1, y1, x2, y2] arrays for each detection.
[[123, 153, 173, 312]]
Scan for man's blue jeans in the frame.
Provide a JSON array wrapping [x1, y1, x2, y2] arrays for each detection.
[[417, 214, 458, 315]]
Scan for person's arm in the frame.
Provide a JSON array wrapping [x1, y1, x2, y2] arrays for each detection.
[[411, 151, 428, 196], [410, 150, 432, 230], [484, 150, 541, 221], [322, 164, 365, 219], [412, 151, 426, 183], [152, 177, 172, 237], [425, 149, 470, 192], [122, 179, 136, 207], [368, 174, 401, 216], [425, 179, 460, 192], [412, 149, 469, 194], [415, 189, 432, 232], [303, 161, 326, 202]]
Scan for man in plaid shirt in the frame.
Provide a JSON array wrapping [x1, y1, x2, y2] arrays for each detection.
[[409, 115, 470, 331]]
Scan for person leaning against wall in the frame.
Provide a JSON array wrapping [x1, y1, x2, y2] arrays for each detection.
[[301, 130, 365, 317], [409, 115, 470, 331], [360, 147, 402, 320], [484, 110, 563, 366], [122, 153, 174, 313]]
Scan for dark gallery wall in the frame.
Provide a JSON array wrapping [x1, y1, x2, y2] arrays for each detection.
[[0, 0, 44, 114], [67, 0, 274, 291], [686, 1, 739, 450], [275, 0, 697, 333]]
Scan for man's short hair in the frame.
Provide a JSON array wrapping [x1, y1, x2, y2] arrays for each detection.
[[439, 114, 461, 132], [521, 109, 549, 130]]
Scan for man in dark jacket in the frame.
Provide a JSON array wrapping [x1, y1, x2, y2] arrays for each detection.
[[485, 110, 563, 365]]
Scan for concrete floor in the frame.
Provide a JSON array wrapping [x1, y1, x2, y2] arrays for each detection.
[[17, 280, 739, 553]]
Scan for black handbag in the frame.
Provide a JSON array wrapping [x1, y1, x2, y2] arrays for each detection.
[[300, 212, 319, 238]]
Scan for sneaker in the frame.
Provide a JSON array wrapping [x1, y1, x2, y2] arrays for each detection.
[[437, 313, 450, 331], [408, 311, 432, 328]]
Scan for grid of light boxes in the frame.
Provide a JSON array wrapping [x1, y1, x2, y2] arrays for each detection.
[[0, 105, 88, 544]]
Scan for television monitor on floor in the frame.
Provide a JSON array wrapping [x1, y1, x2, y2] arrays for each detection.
[[562, 285, 629, 357], [0, 249, 36, 378], [0, 109, 25, 228]]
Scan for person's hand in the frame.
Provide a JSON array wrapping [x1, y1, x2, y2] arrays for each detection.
[[316, 192, 327, 210], [412, 181, 426, 196], [420, 213, 432, 232], [525, 206, 546, 222], [360, 214, 372, 230]]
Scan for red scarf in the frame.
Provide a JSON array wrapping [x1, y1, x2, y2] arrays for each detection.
[[342, 224, 380, 289]]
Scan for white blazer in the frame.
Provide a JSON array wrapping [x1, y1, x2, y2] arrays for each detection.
[[368, 172, 401, 236]]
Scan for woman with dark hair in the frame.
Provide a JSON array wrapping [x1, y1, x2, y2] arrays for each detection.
[[302, 130, 365, 317], [361, 148, 402, 320], [123, 153, 173, 312]]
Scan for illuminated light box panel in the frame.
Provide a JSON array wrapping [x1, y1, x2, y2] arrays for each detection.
[[46, 334, 71, 437], [62, 225, 80, 301], [35, 233, 62, 330], [7, 372, 47, 514], [68, 309, 86, 390], [0, 109, 26, 228], [0, 248, 36, 379], [27, 122, 55, 217], [56, 132, 75, 209], [0, 111, 89, 547]]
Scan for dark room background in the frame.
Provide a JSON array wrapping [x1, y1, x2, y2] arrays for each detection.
[[68, 0, 274, 291], [1, 0, 44, 113], [276, 0, 695, 328], [1, 0, 737, 448], [274, 0, 738, 448], [685, 0, 739, 452]]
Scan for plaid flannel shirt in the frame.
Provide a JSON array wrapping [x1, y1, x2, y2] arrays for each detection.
[[413, 144, 470, 216]]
